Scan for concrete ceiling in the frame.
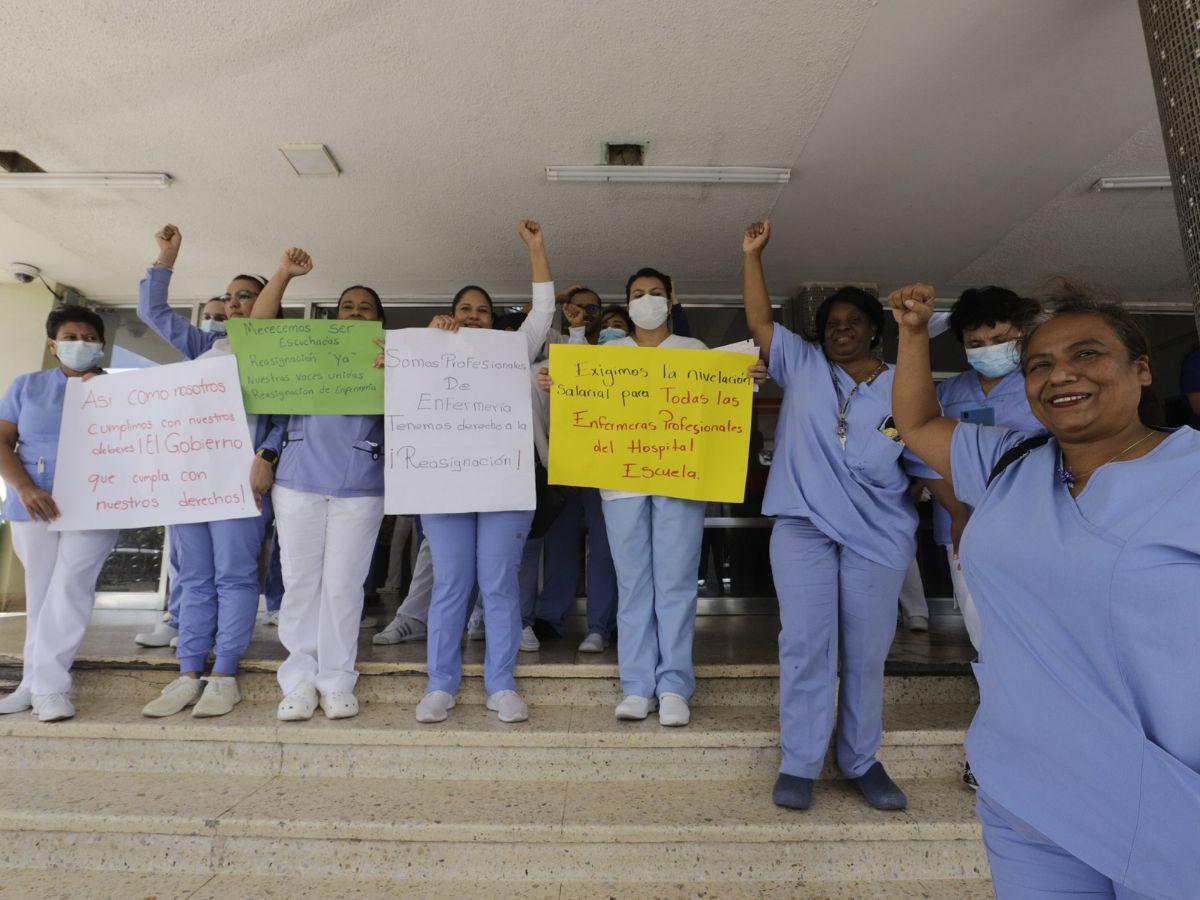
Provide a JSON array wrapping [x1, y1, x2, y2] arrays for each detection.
[[0, 0, 1188, 304]]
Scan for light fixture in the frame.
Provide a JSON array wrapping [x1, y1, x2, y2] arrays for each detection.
[[0, 172, 170, 189], [279, 144, 341, 177], [1092, 175, 1172, 191], [545, 165, 790, 184]]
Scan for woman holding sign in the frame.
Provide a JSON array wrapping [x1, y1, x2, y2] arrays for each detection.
[[0, 306, 119, 723], [890, 282, 1200, 898], [248, 252, 386, 722], [742, 221, 921, 813], [415, 219, 557, 725], [136, 226, 285, 720]]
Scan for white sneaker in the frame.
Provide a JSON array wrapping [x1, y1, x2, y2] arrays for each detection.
[[415, 690, 456, 723], [169, 636, 179, 649], [658, 692, 690, 727], [277, 682, 319, 721], [320, 691, 359, 719], [0, 686, 33, 715], [487, 690, 528, 723], [466, 611, 485, 641], [34, 693, 75, 722], [373, 614, 427, 645], [134, 622, 178, 648], [519, 625, 540, 652], [192, 676, 241, 718], [578, 632, 607, 653], [142, 676, 204, 717], [615, 695, 657, 721], [360, 616, 379, 629], [161, 610, 172, 623], [262, 610, 280, 627], [907, 615, 929, 633]]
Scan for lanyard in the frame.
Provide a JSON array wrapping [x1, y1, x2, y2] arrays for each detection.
[[829, 360, 886, 450]]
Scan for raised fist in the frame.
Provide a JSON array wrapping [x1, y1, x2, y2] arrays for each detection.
[[743, 221, 770, 256], [279, 248, 313, 277], [888, 284, 936, 330], [155, 224, 181, 253], [518, 219, 544, 249]]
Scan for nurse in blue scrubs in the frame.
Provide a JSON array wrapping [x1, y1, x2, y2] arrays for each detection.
[[136, 225, 283, 720], [892, 281, 1200, 898], [925, 287, 1043, 651], [0, 306, 119, 723], [249, 248, 385, 723], [416, 220, 558, 725], [742, 221, 918, 812]]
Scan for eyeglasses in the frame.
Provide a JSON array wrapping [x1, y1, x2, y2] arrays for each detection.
[[570, 302, 601, 314], [221, 290, 260, 303]]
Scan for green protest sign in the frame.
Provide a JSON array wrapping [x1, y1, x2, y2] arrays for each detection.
[[225, 319, 384, 414]]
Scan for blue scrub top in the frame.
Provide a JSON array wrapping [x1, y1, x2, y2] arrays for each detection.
[[275, 414, 384, 498], [952, 423, 1200, 897], [930, 368, 1044, 544], [764, 324, 920, 570], [0, 367, 74, 522]]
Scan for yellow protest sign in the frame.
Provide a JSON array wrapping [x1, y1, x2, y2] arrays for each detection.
[[548, 343, 754, 503]]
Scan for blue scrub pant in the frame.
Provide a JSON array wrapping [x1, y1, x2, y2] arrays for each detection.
[[978, 793, 1151, 899], [532, 487, 618, 640], [602, 494, 705, 700], [770, 516, 906, 779], [165, 526, 182, 629], [422, 510, 533, 696], [517, 536, 543, 627], [263, 527, 283, 613], [174, 499, 271, 675]]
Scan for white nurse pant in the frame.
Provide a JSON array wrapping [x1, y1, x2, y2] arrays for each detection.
[[272, 484, 384, 695], [395, 538, 434, 623], [944, 545, 981, 652], [9, 521, 118, 695], [897, 556, 928, 620]]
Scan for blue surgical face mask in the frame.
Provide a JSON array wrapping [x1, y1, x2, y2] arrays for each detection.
[[597, 327, 627, 345], [200, 319, 227, 334], [56, 340, 104, 372], [965, 340, 1020, 379]]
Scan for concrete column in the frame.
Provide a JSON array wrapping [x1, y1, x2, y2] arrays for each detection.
[[1139, 1, 1200, 334]]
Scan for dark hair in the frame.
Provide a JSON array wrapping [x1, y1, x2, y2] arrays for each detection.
[[46, 305, 105, 343], [1021, 280, 1149, 364], [231, 274, 267, 289], [566, 286, 602, 306], [949, 286, 1038, 343], [596, 304, 634, 333], [624, 267, 673, 301], [493, 311, 527, 332], [338, 285, 386, 320], [814, 287, 884, 348], [452, 285, 494, 315]]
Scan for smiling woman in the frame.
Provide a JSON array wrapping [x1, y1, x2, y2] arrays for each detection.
[[890, 281, 1200, 897]]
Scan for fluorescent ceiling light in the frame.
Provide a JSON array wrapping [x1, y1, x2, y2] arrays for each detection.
[[1092, 175, 1172, 191], [279, 143, 341, 177], [0, 172, 170, 189], [546, 165, 790, 184]]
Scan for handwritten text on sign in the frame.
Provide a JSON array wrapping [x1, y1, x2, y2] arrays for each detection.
[[548, 344, 754, 503], [226, 318, 383, 415], [50, 355, 259, 530], [383, 328, 535, 514]]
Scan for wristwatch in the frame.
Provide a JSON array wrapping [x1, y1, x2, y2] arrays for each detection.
[[256, 448, 280, 467]]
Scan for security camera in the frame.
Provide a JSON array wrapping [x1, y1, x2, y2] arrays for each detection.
[[10, 263, 40, 284]]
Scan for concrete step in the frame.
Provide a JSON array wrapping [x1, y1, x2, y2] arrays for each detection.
[[1, 664, 980, 708], [0, 696, 971, 780], [0, 768, 986, 882], [0, 869, 994, 898]]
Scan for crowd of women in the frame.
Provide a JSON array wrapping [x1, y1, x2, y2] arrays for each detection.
[[0, 217, 1196, 897]]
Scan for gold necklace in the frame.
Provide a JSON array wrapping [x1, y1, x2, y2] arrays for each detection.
[[1057, 430, 1157, 488]]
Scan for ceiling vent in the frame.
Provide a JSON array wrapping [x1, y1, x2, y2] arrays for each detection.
[[604, 143, 646, 166]]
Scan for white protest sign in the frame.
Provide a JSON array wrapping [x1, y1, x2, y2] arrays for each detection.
[[383, 328, 535, 514], [50, 355, 259, 530]]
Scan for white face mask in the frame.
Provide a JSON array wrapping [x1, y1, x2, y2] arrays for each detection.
[[628, 294, 669, 330]]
